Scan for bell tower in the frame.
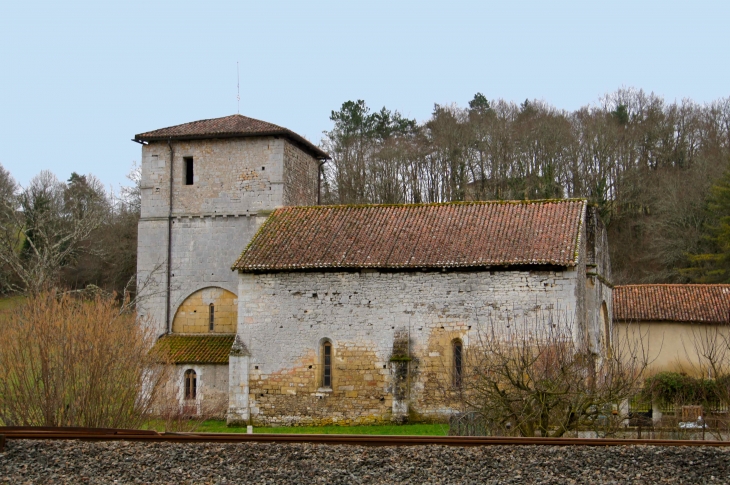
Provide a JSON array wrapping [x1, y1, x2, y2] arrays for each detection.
[[134, 114, 327, 336]]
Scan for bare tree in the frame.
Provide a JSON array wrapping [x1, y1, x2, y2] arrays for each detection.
[[448, 310, 647, 437], [0, 171, 107, 293], [64, 163, 142, 296]]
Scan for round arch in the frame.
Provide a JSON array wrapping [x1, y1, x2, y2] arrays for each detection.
[[172, 287, 238, 334]]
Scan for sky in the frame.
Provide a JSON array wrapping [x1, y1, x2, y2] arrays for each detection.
[[1, 0, 728, 190]]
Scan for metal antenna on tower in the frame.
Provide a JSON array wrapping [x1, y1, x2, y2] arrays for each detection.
[[237, 61, 240, 114]]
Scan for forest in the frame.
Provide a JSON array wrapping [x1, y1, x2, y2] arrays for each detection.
[[1, 87, 729, 296], [0, 166, 139, 296], [320, 88, 730, 285]]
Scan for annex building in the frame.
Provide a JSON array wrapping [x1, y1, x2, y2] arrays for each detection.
[[135, 114, 613, 425], [613, 284, 730, 376]]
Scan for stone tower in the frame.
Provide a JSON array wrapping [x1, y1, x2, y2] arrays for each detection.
[[134, 114, 328, 337]]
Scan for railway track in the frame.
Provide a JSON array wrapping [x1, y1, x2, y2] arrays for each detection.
[[2, 426, 730, 451]]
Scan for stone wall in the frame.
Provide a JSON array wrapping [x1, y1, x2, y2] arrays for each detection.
[[584, 206, 613, 354], [283, 141, 319, 206], [236, 267, 582, 425], [137, 215, 265, 335], [168, 215, 264, 321], [173, 364, 229, 416], [172, 287, 238, 334], [136, 219, 169, 336], [139, 137, 319, 217], [140, 138, 286, 218], [137, 135, 319, 334]]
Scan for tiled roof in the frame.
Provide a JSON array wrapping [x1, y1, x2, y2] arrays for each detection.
[[613, 285, 730, 324], [233, 200, 586, 271], [134, 114, 329, 159], [150, 334, 235, 364]]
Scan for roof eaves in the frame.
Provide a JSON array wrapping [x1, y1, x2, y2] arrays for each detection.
[[134, 130, 329, 160]]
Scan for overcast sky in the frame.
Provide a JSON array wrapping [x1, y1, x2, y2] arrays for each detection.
[[1, 0, 728, 190]]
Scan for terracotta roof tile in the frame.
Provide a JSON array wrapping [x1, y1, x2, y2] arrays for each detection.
[[150, 334, 235, 364], [613, 285, 730, 324], [233, 200, 586, 271], [134, 114, 328, 159]]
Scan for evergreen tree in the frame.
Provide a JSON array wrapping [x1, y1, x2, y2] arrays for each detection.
[[684, 167, 730, 282]]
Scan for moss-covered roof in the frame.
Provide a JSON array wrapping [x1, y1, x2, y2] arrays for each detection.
[[150, 334, 235, 364], [233, 199, 587, 272]]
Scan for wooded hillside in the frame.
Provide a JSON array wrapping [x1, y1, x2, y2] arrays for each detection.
[[1, 88, 729, 293], [321, 88, 730, 284]]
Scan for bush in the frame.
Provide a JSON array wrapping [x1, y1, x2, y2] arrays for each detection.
[[642, 372, 719, 407], [0, 290, 166, 427]]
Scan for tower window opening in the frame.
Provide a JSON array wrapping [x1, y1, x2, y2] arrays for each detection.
[[184, 157, 194, 185], [209, 303, 215, 331]]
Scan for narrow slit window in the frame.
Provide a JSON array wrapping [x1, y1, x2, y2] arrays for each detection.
[[209, 303, 215, 331], [184, 157, 194, 185], [184, 369, 197, 399], [453, 340, 463, 388], [323, 342, 332, 388]]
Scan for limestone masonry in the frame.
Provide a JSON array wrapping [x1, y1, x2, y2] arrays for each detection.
[[137, 114, 612, 426]]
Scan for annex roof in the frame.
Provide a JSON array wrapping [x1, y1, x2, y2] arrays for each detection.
[[613, 285, 730, 324], [233, 199, 586, 272], [150, 334, 235, 364], [134, 114, 329, 159]]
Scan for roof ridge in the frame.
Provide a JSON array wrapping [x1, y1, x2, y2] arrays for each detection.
[[134, 114, 328, 159], [136, 113, 284, 136], [277, 199, 587, 211]]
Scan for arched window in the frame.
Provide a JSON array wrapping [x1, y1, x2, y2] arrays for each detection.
[[208, 303, 215, 331], [184, 369, 197, 400], [322, 341, 332, 388], [453, 339, 463, 388]]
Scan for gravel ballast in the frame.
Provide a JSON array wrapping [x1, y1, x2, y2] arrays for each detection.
[[1, 439, 729, 484]]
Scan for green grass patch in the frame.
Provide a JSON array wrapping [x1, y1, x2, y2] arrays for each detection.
[[193, 420, 448, 435], [0, 295, 26, 311]]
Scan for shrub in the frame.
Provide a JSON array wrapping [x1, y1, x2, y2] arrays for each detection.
[[0, 290, 167, 428], [642, 372, 719, 407]]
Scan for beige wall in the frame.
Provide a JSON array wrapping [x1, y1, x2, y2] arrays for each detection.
[[172, 287, 238, 334], [615, 320, 730, 377]]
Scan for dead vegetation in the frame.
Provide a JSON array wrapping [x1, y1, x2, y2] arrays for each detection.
[[0, 291, 166, 428], [444, 310, 648, 437]]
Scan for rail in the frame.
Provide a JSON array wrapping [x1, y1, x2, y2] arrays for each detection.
[[2, 427, 730, 452]]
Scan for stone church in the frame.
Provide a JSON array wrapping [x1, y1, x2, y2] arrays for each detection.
[[135, 114, 612, 426]]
